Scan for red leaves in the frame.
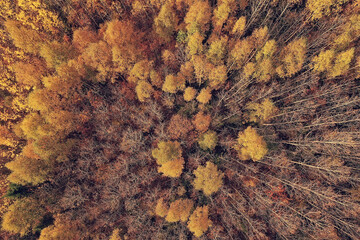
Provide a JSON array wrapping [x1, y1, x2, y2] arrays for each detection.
[[266, 184, 290, 204]]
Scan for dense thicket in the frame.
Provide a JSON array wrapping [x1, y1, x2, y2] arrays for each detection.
[[0, 0, 360, 239]]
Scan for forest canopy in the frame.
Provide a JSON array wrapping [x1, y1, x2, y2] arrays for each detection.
[[0, 0, 360, 239]]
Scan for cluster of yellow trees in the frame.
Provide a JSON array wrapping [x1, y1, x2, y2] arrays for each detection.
[[154, 161, 223, 237]]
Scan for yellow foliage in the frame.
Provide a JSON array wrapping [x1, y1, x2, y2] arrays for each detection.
[[154, 2, 177, 41], [6, 155, 51, 185], [232, 16, 246, 35], [40, 41, 76, 68], [198, 131, 218, 151], [277, 37, 307, 77], [152, 141, 182, 165], [162, 74, 185, 93], [32, 137, 77, 162], [236, 126, 268, 161], [44, 110, 77, 135], [313, 49, 335, 73], [250, 26, 268, 48], [22, 142, 40, 159], [230, 39, 252, 69], [15, 0, 63, 34], [155, 198, 168, 217], [180, 61, 194, 83], [185, 1, 212, 33], [150, 70, 163, 88], [2, 198, 46, 236], [329, 48, 354, 77], [184, 87, 197, 101], [187, 206, 212, 237], [20, 112, 48, 140], [82, 41, 113, 80], [0, 126, 17, 148], [246, 98, 278, 123], [39, 216, 81, 240], [136, 81, 154, 102], [209, 65, 227, 89], [256, 39, 276, 60], [307, 0, 350, 20], [193, 162, 223, 196], [4, 20, 43, 54], [252, 40, 277, 82], [207, 37, 227, 65], [213, 2, 231, 28], [72, 27, 99, 51], [27, 88, 59, 113], [191, 55, 212, 84], [196, 87, 212, 104], [243, 62, 255, 78], [13, 59, 47, 87], [109, 228, 122, 240], [187, 32, 204, 56], [158, 157, 184, 178], [46, 61, 83, 96], [166, 199, 194, 222]]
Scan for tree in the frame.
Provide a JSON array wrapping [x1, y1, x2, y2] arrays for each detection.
[[2, 197, 46, 236], [312, 48, 354, 77], [183, 87, 197, 101], [82, 41, 113, 80], [13, 59, 47, 87], [235, 126, 268, 161], [208, 65, 227, 89], [307, 0, 350, 20], [5, 155, 51, 185], [155, 198, 168, 217], [193, 112, 211, 133], [329, 48, 354, 77], [40, 41, 76, 69], [158, 157, 185, 178], [276, 37, 307, 78], [193, 162, 224, 196], [184, 1, 212, 34], [4, 20, 43, 54], [187, 31, 204, 56], [206, 37, 227, 65], [253, 39, 277, 82], [154, 2, 177, 41], [179, 61, 194, 83], [72, 27, 99, 51], [128, 60, 152, 83], [150, 70, 163, 88], [162, 74, 185, 93], [109, 228, 122, 240], [312, 49, 335, 73], [198, 131, 217, 150], [187, 206, 212, 237], [165, 198, 194, 222], [39, 216, 82, 240], [196, 87, 212, 104], [232, 16, 246, 36], [152, 141, 184, 177], [135, 81, 154, 102], [192, 55, 212, 84], [20, 112, 49, 140], [246, 98, 278, 123], [213, 1, 233, 29], [229, 39, 252, 69], [167, 114, 194, 139]]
